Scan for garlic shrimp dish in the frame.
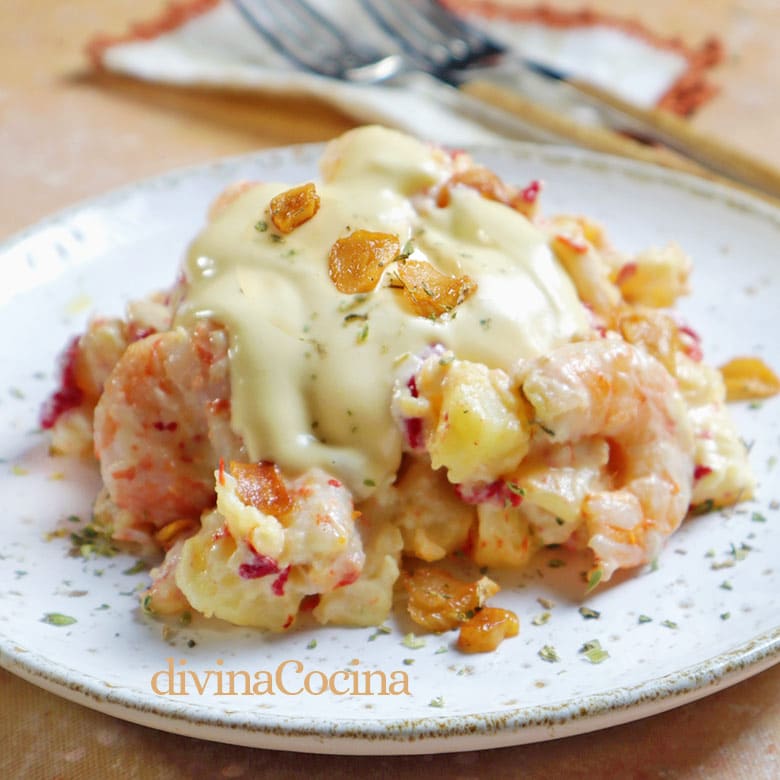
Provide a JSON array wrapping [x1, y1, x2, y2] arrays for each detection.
[[42, 126, 770, 652]]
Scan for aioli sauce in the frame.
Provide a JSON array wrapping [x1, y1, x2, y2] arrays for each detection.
[[176, 127, 588, 498]]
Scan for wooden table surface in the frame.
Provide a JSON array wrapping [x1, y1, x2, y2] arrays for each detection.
[[2, 1, 779, 777]]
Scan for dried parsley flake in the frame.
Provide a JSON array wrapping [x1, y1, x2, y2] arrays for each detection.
[[579, 639, 609, 664], [69, 524, 117, 559], [42, 613, 76, 627], [402, 633, 426, 650], [586, 568, 603, 592], [367, 625, 391, 641], [123, 560, 147, 576]]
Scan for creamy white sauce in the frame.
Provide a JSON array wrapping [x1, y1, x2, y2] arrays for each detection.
[[175, 126, 588, 498]]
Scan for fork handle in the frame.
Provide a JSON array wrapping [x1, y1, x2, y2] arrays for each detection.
[[566, 78, 780, 200], [458, 78, 780, 206]]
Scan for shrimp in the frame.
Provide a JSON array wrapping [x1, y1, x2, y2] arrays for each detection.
[[515, 338, 696, 581], [174, 467, 366, 630], [207, 180, 261, 221], [361, 455, 475, 562], [42, 293, 175, 457], [93, 323, 245, 540]]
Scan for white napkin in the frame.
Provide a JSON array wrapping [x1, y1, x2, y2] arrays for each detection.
[[88, 0, 721, 146]]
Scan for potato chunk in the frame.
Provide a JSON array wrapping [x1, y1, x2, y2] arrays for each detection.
[[427, 360, 529, 485], [473, 503, 539, 568], [616, 243, 691, 308]]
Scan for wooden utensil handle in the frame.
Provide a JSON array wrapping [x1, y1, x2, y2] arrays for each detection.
[[461, 79, 780, 207], [569, 79, 780, 199]]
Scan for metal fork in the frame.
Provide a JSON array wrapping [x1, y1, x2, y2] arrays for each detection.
[[359, 0, 519, 76], [230, 0, 780, 198], [230, 0, 563, 140], [231, 0, 404, 83], [231, 0, 549, 85], [357, 0, 583, 114], [357, 0, 629, 116], [356, 0, 780, 196], [358, 0, 506, 75]]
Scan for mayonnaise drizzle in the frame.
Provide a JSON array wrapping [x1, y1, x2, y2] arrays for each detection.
[[176, 126, 588, 498]]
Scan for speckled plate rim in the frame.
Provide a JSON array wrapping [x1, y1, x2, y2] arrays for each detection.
[[1, 624, 778, 754], [2, 140, 779, 755]]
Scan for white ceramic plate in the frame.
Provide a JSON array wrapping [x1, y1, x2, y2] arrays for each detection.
[[1, 143, 778, 755]]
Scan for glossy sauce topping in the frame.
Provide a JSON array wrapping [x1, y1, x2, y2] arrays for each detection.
[[176, 127, 588, 497]]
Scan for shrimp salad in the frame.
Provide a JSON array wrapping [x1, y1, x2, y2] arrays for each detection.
[[42, 126, 758, 652]]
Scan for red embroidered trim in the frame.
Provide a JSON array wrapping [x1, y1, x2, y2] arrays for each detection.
[[441, 1, 723, 115], [87, 0, 722, 116], [86, 0, 221, 69], [657, 38, 722, 115]]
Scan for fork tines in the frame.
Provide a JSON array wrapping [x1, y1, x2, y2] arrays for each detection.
[[359, 0, 503, 72], [232, 0, 380, 77]]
